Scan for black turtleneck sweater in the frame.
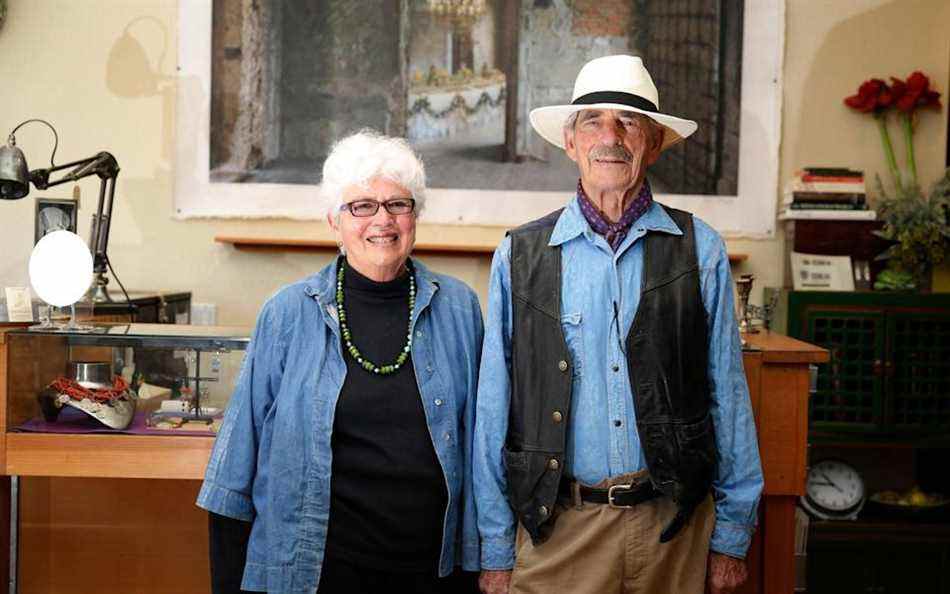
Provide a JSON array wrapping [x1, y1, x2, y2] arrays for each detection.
[[208, 262, 448, 592], [322, 261, 447, 572]]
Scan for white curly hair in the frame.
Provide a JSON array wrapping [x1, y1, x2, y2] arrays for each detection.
[[320, 129, 427, 221]]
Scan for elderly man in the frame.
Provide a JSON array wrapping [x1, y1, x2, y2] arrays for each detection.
[[473, 55, 763, 594]]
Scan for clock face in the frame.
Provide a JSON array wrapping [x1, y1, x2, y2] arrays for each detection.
[[806, 459, 865, 513]]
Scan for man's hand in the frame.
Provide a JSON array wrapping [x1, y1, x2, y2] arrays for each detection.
[[706, 552, 747, 594], [479, 569, 512, 594]]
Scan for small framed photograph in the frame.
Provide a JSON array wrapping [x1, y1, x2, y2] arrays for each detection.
[[34, 197, 79, 244]]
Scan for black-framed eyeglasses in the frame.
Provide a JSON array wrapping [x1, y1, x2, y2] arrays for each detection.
[[340, 198, 416, 217]]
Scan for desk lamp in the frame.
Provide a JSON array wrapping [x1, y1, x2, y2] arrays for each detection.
[[0, 119, 121, 302]]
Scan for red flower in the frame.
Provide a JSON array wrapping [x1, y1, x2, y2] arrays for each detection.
[[889, 76, 907, 104], [895, 71, 942, 113], [844, 79, 894, 113]]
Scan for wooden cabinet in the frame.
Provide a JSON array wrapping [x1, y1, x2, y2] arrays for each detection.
[[0, 323, 244, 593], [774, 290, 950, 438], [772, 290, 950, 594], [808, 520, 950, 594]]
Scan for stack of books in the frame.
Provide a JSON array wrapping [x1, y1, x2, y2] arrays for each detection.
[[778, 168, 877, 221]]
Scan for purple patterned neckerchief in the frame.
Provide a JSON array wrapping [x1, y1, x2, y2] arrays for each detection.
[[576, 178, 654, 251]]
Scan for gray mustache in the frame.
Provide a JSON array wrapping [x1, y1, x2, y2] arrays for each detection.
[[589, 146, 633, 162]]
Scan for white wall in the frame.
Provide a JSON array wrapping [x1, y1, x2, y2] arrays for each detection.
[[0, 0, 947, 326]]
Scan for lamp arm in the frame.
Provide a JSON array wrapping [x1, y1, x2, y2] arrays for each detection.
[[29, 152, 119, 190], [90, 173, 119, 275]]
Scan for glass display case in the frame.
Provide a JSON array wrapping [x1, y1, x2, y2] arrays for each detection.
[[1, 323, 249, 479]]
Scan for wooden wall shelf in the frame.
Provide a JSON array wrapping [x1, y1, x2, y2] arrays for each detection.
[[215, 235, 498, 255], [215, 235, 750, 264]]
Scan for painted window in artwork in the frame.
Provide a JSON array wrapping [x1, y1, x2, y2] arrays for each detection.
[[208, 0, 742, 196]]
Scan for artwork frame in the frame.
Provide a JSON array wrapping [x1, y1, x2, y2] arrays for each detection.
[[175, 0, 784, 238], [34, 197, 79, 245]]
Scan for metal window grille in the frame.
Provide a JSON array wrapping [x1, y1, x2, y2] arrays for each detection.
[[635, 0, 741, 195]]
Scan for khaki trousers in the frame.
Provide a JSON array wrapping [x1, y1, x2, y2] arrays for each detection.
[[510, 471, 715, 594]]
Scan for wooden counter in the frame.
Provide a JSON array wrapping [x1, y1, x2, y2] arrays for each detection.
[[739, 331, 828, 594], [0, 326, 825, 593], [0, 325, 212, 593]]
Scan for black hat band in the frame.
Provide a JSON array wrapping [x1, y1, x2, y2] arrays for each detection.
[[571, 91, 658, 113]]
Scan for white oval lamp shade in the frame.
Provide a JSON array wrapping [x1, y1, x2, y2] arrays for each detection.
[[29, 230, 93, 307]]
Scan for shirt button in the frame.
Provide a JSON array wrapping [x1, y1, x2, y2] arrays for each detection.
[[444, 432, 451, 441], [547, 458, 559, 471], [426, 364, 433, 373], [551, 410, 563, 423], [612, 364, 620, 372], [434, 399, 443, 406], [558, 360, 568, 372], [416, 330, 423, 338]]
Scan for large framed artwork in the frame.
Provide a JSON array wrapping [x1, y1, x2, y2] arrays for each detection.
[[176, 0, 784, 237]]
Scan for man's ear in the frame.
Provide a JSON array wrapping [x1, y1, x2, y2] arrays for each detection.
[[564, 128, 579, 163], [645, 125, 665, 166]]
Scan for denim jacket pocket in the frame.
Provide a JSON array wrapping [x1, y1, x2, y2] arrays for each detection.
[[560, 312, 584, 378]]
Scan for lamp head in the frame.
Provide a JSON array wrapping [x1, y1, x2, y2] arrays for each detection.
[[0, 136, 30, 199]]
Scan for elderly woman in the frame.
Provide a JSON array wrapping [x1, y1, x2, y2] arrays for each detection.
[[198, 131, 482, 594]]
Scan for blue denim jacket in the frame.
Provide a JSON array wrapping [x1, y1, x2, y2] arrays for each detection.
[[197, 258, 483, 593], [473, 198, 764, 568]]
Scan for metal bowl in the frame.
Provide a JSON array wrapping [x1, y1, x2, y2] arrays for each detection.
[[68, 361, 112, 389]]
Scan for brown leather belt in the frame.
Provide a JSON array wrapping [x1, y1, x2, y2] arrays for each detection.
[[559, 478, 661, 509]]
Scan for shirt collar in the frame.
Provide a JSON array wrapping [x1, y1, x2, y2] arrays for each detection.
[[549, 189, 683, 247]]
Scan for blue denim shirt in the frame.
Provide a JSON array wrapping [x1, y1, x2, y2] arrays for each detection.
[[197, 258, 483, 593], [473, 197, 764, 568]]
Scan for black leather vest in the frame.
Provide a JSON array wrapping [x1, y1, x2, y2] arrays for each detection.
[[506, 205, 717, 545]]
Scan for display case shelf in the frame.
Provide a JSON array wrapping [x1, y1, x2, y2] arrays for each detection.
[[1, 323, 249, 479]]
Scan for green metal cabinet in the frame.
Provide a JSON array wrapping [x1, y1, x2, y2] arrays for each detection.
[[773, 290, 950, 438]]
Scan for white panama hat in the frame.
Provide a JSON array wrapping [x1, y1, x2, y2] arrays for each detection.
[[529, 54, 698, 151]]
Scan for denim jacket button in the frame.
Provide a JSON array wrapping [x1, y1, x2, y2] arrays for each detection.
[[435, 398, 443, 406]]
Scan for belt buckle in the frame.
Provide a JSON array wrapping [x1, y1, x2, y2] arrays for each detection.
[[607, 483, 634, 509]]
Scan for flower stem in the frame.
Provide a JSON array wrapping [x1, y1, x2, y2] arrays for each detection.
[[901, 112, 918, 189], [876, 115, 902, 193]]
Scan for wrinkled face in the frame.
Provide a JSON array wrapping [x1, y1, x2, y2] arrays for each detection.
[[564, 109, 663, 195], [328, 176, 417, 281]]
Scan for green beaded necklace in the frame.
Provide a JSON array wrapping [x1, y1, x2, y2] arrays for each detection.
[[336, 259, 415, 375]]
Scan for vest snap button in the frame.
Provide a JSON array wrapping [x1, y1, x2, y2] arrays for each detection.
[[538, 505, 549, 517], [552, 410, 563, 423], [547, 458, 559, 471], [558, 360, 568, 372]]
